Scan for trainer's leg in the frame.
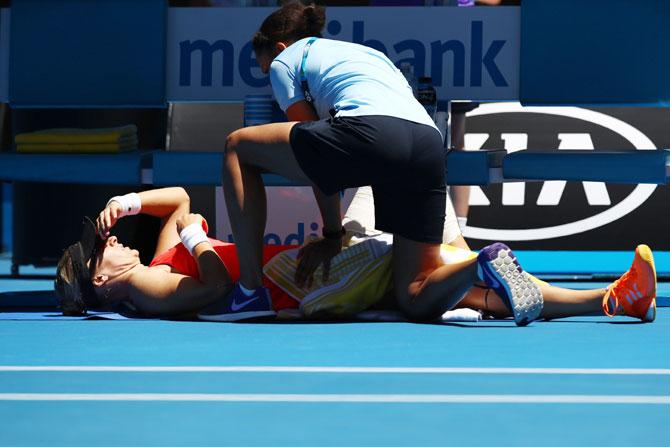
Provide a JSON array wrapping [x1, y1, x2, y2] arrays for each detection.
[[460, 282, 605, 319], [223, 122, 311, 288], [392, 234, 478, 322]]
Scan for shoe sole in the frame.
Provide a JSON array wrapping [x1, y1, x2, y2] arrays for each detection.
[[636, 244, 656, 323], [479, 245, 543, 326], [198, 310, 277, 322]]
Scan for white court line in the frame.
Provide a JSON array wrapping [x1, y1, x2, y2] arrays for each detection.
[[1, 366, 670, 375], [0, 393, 669, 404]]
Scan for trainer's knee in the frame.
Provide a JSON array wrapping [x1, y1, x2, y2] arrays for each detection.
[[225, 129, 243, 154], [226, 129, 259, 167]]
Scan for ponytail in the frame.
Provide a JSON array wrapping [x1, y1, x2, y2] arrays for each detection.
[[301, 4, 326, 37], [252, 2, 326, 56]]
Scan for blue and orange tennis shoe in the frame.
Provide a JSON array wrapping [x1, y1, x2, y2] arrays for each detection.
[[477, 242, 544, 326], [198, 283, 276, 322], [602, 244, 656, 322]]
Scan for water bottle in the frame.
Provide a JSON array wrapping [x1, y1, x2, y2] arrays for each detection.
[[398, 62, 418, 98], [244, 94, 274, 126], [417, 76, 437, 121]]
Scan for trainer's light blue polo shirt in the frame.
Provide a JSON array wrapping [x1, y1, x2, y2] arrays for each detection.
[[270, 37, 437, 129]]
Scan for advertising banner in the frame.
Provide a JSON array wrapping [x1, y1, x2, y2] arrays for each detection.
[[167, 6, 520, 102], [463, 103, 670, 250], [215, 103, 669, 250], [216, 187, 356, 247]]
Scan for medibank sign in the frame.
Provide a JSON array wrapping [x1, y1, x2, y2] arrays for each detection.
[[167, 6, 520, 102]]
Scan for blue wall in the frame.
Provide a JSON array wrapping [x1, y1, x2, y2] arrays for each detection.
[[521, 0, 670, 106], [1, 183, 11, 253], [9, 0, 167, 108]]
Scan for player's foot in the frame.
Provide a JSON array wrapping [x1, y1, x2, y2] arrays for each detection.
[[198, 283, 276, 322], [477, 242, 544, 326], [602, 244, 656, 322]]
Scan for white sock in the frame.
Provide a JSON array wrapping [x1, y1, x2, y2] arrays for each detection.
[[457, 216, 468, 233], [238, 283, 256, 297]]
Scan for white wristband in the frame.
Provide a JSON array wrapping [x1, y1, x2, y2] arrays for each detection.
[[179, 223, 209, 256], [107, 193, 141, 217]]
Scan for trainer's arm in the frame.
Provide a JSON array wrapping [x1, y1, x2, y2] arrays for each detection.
[[286, 100, 318, 123], [286, 101, 343, 234], [286, 101, 343, 286]]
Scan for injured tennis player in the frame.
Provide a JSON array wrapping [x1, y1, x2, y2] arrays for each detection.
[[54, 187, 656, 323]]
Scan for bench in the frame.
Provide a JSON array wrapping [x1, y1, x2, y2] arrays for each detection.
[[2, 149, 668, 186]]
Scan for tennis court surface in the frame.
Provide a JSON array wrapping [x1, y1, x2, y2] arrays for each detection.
[[1, 263, 669, 446]]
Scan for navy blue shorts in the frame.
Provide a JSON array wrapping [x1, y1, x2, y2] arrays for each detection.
[[289, 115, 446, 244]]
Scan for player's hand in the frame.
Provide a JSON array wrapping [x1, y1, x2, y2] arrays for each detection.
[[176, 213, 207, 234], [295, 237, 342, 288], [96, 201, 123, 239]]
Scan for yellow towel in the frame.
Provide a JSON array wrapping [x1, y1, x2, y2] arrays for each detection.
[[15, 125, 138, 144], [264, 236, 394, 318]]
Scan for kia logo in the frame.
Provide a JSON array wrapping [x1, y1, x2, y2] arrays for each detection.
[[463, 103, 657, 241]]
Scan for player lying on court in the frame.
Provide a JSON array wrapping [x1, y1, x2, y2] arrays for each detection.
[[54, 187, 657, 324], [55, 187, 296, 318]]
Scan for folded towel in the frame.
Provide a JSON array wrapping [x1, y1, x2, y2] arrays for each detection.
[[15, 125, 138, 144]]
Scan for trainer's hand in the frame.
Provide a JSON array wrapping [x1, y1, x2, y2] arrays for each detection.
[[176, 213, 207, 234], [295, 237, 342, 288], [96, 201, 123, 239]]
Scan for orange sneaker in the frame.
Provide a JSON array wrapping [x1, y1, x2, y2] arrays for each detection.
[[602, 244, 657, 322]]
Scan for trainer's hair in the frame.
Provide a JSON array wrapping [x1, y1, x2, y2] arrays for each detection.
[[252, 1, 326, 56]]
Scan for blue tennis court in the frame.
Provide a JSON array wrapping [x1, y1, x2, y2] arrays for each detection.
[[2, 1, 670, 446], [1, 257, 669, 446]]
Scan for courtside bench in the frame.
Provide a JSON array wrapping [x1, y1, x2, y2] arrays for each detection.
[[1, 149, 669, 186], [504, 150, 670, 184], [0, 149, 508, 187]]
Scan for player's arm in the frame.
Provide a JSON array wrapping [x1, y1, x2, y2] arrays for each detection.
[[138, 188, 192, 256], [130, 213, 232, 316], [128, 267, 231, 317], [97, 187, 191, 256]]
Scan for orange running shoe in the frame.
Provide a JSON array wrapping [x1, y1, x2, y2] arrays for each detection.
[[602, 244, 656, 322]]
